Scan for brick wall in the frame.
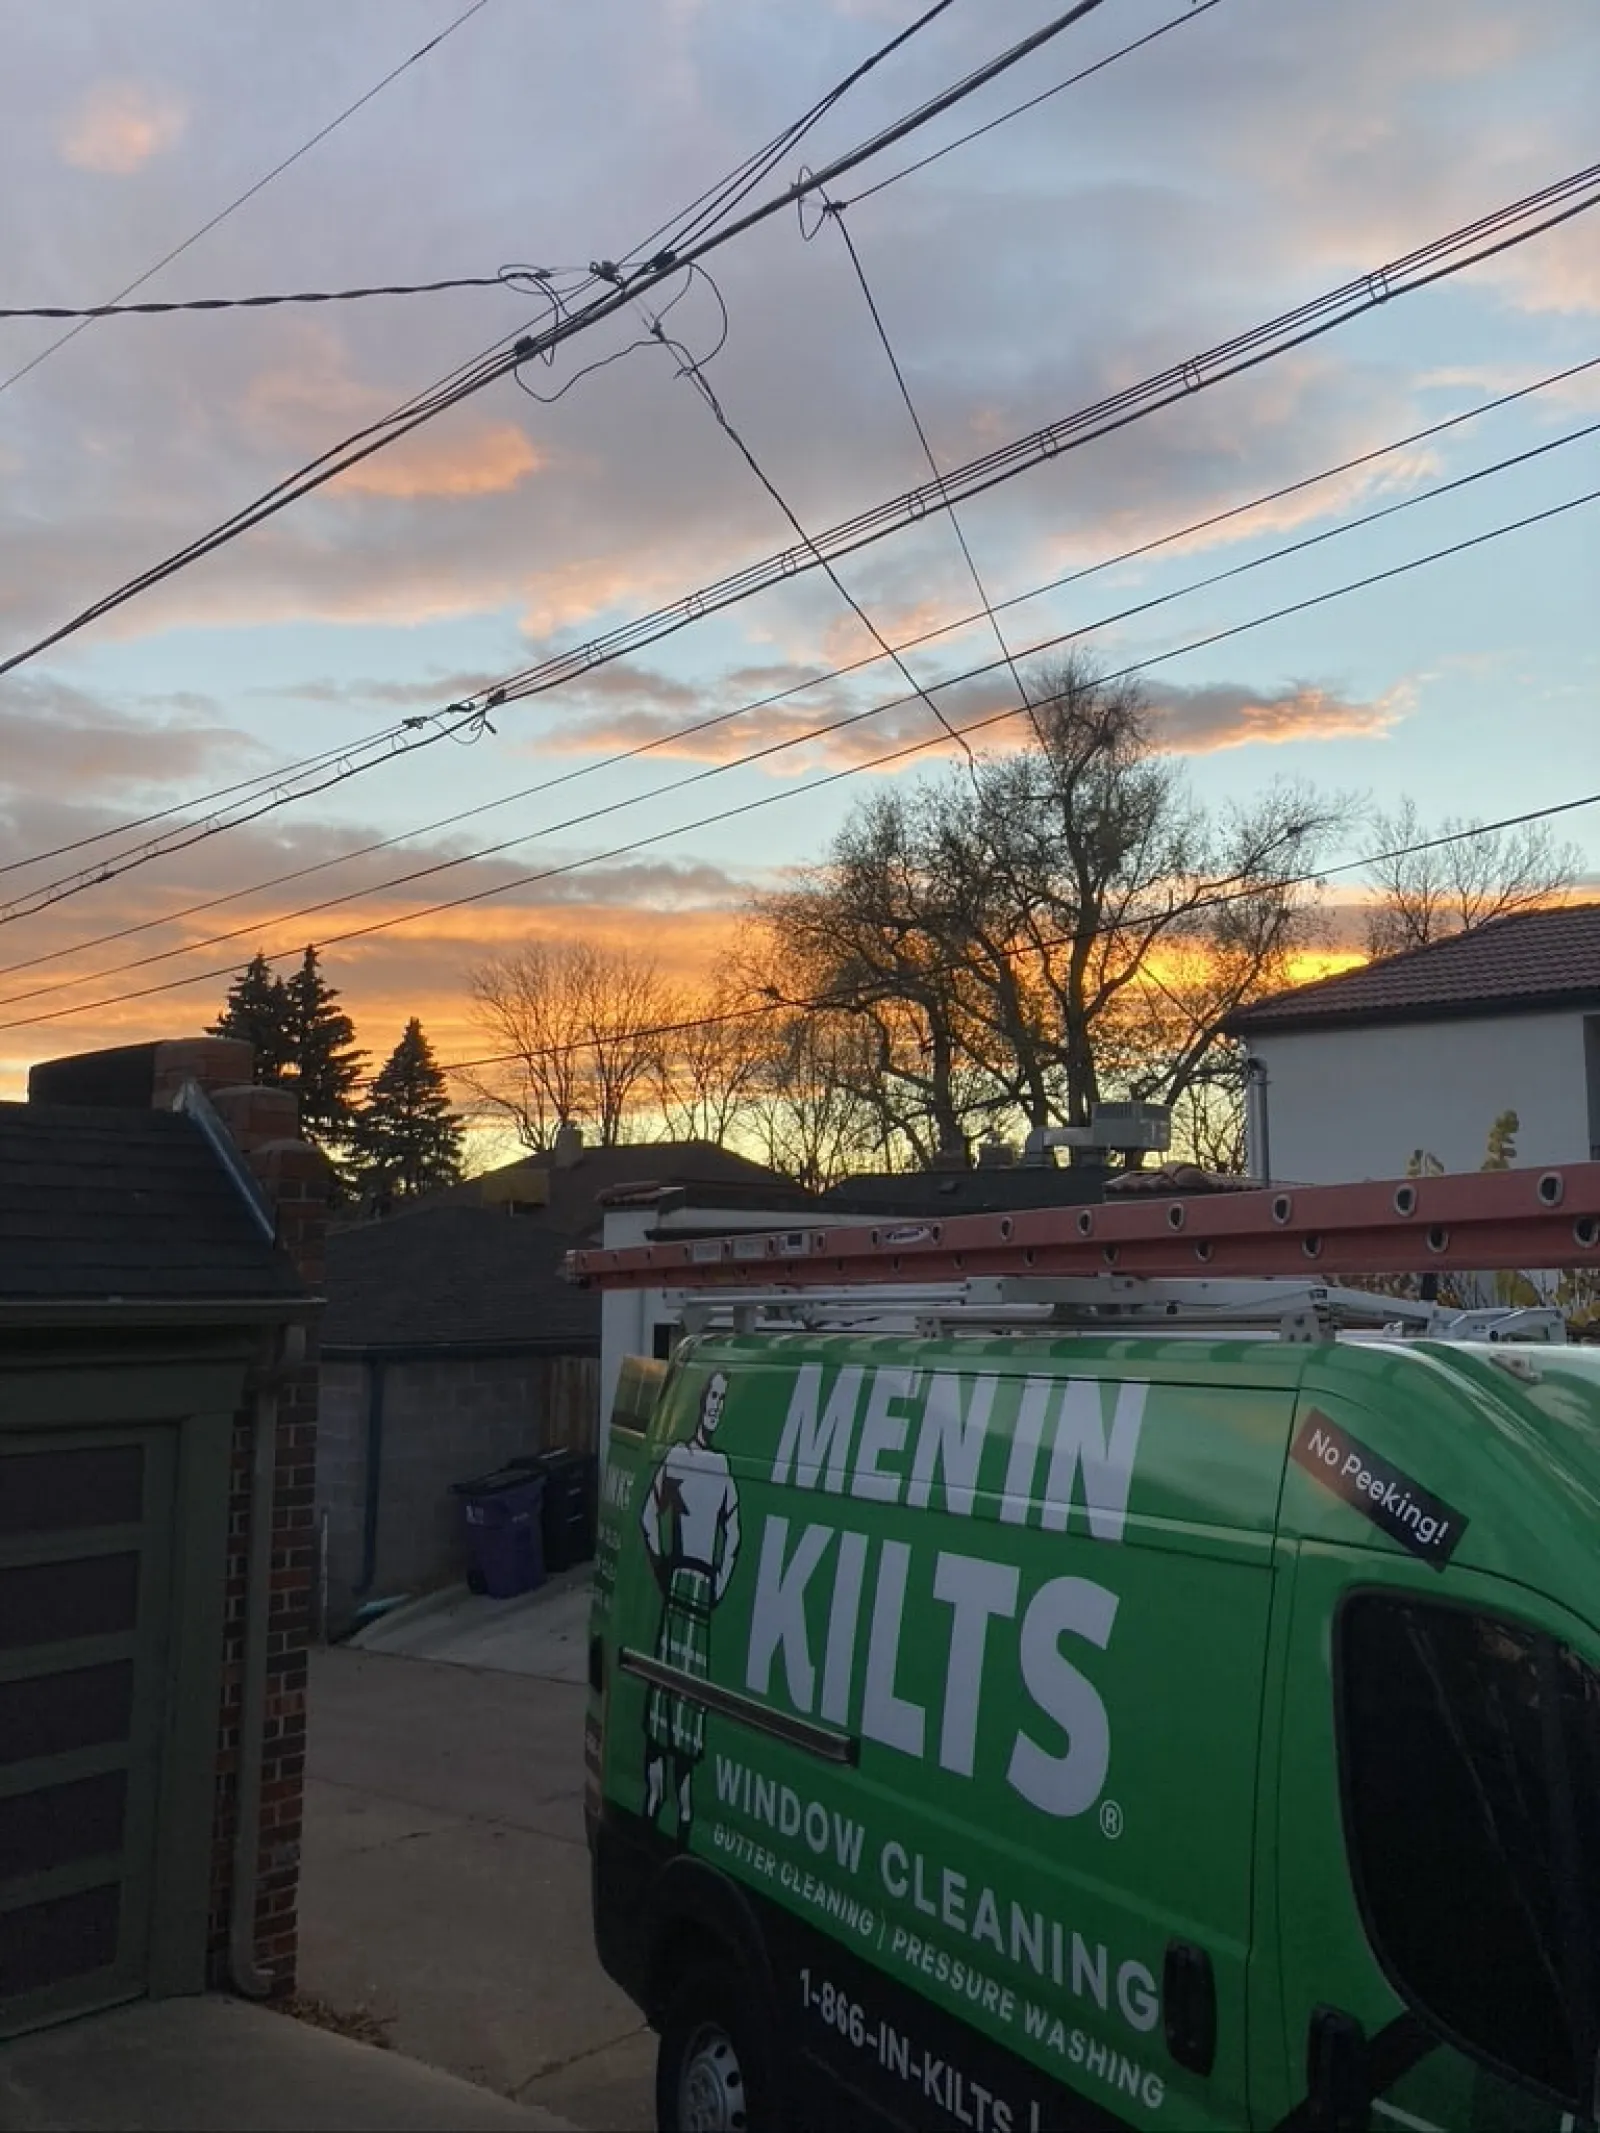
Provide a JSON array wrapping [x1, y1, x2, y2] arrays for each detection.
[[317, 1351, 598, 1634], [199, 1076, 329, 1998]]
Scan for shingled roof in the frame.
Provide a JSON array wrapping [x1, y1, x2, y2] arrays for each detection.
[[1226, 903, 1600, 1036], [324, 1141, 810, 1353], [0, 1102, 307, 1308], [321, 1205, 599, 1355], [423, 1138, 809, 1235]]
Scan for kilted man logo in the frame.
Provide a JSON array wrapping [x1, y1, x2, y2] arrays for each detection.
[[639, 1370, 741, 1838]]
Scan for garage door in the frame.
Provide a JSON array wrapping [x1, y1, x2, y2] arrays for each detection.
[[0, 1426, 177, 2037]]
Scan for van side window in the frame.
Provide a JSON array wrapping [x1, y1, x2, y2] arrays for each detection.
[[1338, 1595, 1593, 2105]]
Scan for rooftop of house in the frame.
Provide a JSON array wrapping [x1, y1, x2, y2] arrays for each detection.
[[418, 1136, 813, 1234], [0, 1101, 308, 1308], [1225, 902, 1600, 1037], [324, 1138, 812, 1353], [321, 1203, 598, 1356]]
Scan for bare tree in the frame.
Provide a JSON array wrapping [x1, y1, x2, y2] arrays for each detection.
[[462, 939, 671, 1149], [744, 1010, 888, 1192], [752, 653, 1347, 1158], [741, 798, 1000, 1168], [1364, 798, 1580, 956], [647, 969, 769, 1145]]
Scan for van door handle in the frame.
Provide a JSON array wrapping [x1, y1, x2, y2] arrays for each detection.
[[1306, 2006, 1369, 2133], [1163, 1939, 1216, 2076]]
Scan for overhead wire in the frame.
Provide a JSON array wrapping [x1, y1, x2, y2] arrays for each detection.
[[0, 0, 1118, 684], [0, 705, 492, 928], [0, 0, 496, 398], [426, 172, 1600, 716], [0, 274, 533, 320], [10, 335, 1589, 906], [648, 287, 981, 764], [0, 710, 474, 883], [613, 0, 964, 268], [816, 185, 1039, 749], [841, 0, 1223, 206], [4, 471, 1596, 1035], [0, 0, 1193, 894], [4, 372, 1594, 990]]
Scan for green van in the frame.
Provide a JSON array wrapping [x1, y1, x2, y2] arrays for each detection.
[[586, 1329, 1600, 2131]]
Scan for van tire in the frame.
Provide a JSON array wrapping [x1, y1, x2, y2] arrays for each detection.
[[655, 1957, 781, 2133]]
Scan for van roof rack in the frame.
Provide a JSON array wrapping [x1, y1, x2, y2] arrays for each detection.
[[568, 1161, 1600, 1344], [657, 1279, 1567, 1345]]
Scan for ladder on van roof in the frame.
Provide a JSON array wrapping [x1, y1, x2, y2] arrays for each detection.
[[566, 1161, 1600, 1341]]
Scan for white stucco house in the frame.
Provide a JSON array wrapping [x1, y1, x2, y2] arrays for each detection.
[[1223, 903, 1600, 1184]]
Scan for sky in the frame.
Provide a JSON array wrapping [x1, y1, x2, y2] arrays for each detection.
[[0, 0, 1596, 1100]]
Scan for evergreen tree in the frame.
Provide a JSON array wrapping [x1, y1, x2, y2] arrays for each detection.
[[353, 1019, 464, 1201], [209, 952, 294, 1083], [282, 946, 365, 1146]]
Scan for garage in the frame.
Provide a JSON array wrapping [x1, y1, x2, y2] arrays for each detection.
[[0, 1425, 178, 2031], [0, 1068, 320, 2039]]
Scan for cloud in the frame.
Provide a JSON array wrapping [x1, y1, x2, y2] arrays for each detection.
[[1145, 680, 1411, 754], [57, 79, 186, 173], [243, 340, 545, 500], [0, 782, 762, 1097], [0, 677, 255, 800], [333, 424, 543, 500]]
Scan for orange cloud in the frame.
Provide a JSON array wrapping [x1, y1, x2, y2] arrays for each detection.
[[243, 348, 544, 503], [59, 80, 186, 174], [1148, 679, 1412, 753], [332, 424, 543, 500]]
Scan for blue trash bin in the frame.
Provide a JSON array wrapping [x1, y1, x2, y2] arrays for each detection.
[[449, 1468, 546, 1598]]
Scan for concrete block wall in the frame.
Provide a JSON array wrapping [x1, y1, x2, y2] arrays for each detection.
[[316, 1351, 599, 1634]]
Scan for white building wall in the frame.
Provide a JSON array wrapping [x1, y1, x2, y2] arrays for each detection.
[[1248, 1009, 1595, 1184]]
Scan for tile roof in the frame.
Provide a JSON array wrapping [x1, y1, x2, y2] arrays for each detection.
[[1226, 903, 1600, 1035], [0, 1102, 308, 1305]]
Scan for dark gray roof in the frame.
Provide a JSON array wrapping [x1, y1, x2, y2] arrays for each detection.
[[1227, 903, 1600, 1035], [321, 1206, 600, 1355], [0, 1102, 307, 1306], [425, 1140, 808, 1235]]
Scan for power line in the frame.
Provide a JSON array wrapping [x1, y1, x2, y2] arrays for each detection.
[[0, 0, 1117, 683], [436, 173, 1600, 717], [654, 299, 979, 763], [4, 398, 1593, 999], [842, 0, 1223, 206], [818, 189, 1038, 743], [0, 0, 992, 897], [4, 347, 1591, 977], [0, 705, 491, 927], [0, 0, 496, 399], [4, 473, 1594, 1036], [0, 274, 522, 320], [0, 713, 442, 883], [2, 6, 966, 328]]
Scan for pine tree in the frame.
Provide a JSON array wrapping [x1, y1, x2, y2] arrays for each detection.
[[353, 1019, 464, 1201], [209, 952, 294, 1083], [282, 946, 365, 1146]]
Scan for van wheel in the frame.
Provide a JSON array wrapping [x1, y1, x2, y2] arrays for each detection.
[[656, 1959, 779, 2133]]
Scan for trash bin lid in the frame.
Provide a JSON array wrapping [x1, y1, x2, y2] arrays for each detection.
[[449, 1466, 541, 1497]]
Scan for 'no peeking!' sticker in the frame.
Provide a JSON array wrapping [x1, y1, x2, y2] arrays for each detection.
[[1291, 1410, 1468, 1569]]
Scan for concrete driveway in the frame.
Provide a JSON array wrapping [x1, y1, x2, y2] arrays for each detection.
[[300, 1631, 653, 2130], [0, 1996, 575, 2133]]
